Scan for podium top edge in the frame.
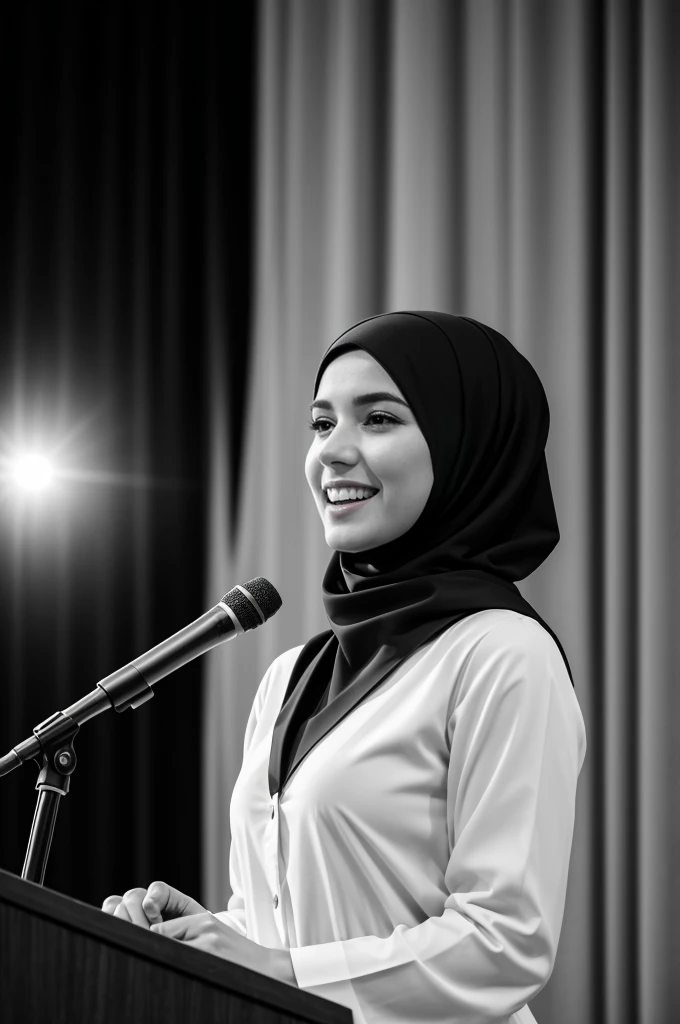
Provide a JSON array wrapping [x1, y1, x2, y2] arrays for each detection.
[[0, 868, 352, 1024]]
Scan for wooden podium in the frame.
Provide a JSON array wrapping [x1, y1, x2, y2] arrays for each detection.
[[0, 868, 353, 1023]]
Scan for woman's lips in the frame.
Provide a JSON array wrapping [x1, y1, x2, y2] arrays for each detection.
[[325, 493, 377, 515]]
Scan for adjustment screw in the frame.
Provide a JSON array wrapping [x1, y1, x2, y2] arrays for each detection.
[[57, 752, 71, 767]]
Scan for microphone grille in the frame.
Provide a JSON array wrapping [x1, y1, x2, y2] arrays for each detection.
[[221, 577, 282, 632]]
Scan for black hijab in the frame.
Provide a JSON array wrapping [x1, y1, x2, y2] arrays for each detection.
[[268, 311, 574, 797]]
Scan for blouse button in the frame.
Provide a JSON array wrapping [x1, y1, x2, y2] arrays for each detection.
[[272, 894, 279, 909], [270, 805, 275, 819]]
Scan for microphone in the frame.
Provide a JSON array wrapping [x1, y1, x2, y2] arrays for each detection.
[[0, 576, 282, 778]]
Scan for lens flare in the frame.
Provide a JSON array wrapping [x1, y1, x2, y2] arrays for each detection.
[[10, 454, 55, 491]]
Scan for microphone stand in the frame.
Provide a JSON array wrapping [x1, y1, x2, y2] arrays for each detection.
[[14, 665, 155, 885], [21, 712, 80, 885], [8, 580, 278, 885]]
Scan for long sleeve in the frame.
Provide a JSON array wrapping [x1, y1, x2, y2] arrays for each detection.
[[211, 667, 270, 939], [288, 617, 587, 1022], [211, 838, 248, 937]]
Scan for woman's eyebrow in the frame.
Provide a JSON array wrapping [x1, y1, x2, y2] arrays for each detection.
[[310, 391, 410, 412]]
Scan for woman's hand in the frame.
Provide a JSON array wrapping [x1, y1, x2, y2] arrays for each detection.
[[152, 913, 297, 986], [101, 883, 297, 985], [101, 880, 206, 929]]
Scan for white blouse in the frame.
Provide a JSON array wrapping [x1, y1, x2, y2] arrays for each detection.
[[213, 607, 587, 1024]]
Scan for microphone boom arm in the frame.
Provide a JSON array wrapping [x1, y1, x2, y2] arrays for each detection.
[[1, 576, 281, 887]]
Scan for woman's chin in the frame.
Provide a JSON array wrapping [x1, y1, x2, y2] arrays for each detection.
[[325, 530, 377, 554], [328, 542, 367, 554]]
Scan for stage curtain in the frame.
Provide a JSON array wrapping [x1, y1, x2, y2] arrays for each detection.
[[0, 1, 255, 908], [203, 2, 680, 1021]]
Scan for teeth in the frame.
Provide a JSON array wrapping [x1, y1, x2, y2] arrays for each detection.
[[326, 486, 377, 503]]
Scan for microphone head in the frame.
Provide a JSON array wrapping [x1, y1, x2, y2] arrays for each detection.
[[221, 577, 282, 632]]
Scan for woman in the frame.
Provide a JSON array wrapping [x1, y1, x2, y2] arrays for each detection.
[[104, 311, 587, 1024]]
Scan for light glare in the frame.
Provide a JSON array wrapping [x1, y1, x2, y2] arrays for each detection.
[[11, 454, 55, 491]]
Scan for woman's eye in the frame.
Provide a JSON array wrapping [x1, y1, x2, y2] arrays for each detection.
[[308, 418, 332, 432], [307, 412, 398, 433]]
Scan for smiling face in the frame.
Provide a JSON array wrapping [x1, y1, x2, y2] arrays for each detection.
[[305, 349, 434, 555]]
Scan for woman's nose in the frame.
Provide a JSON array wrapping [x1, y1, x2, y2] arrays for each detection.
[[318, 442, 358, 469], [317, 428, 361, 467]]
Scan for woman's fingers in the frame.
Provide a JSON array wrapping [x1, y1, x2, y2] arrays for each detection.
[[112, 899, 133, 923], [101, 895, 123, 914], [100, 881, 207, 929], [140, 881, 170, 925], [117, 888, 151, 928], [142, 881, 206, 923]]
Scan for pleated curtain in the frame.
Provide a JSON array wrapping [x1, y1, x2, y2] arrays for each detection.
[[0, 3, 256, 905], [203, 3, 680, 1021]]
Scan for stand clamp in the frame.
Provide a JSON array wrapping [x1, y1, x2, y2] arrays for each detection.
[[21, 712, 80, 885]]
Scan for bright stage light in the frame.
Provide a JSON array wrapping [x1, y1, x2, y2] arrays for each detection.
[[10, 454, 55, 492]]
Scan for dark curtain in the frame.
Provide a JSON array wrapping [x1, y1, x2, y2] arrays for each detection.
[[0, 1, 255, 908]]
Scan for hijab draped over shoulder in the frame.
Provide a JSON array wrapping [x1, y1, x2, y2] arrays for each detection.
[[268, 311, 574, 797]]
